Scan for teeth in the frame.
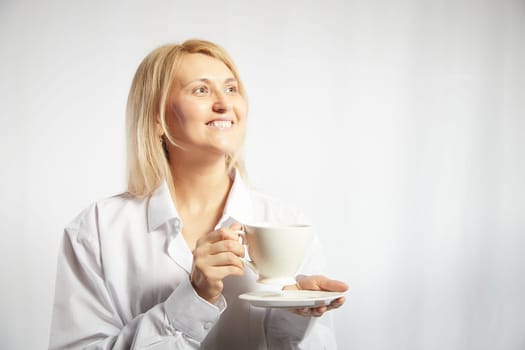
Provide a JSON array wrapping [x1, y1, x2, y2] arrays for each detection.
[[207, 120, 232, 129]]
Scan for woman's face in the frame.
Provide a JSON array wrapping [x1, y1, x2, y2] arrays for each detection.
[[165, 53, 247, 159]]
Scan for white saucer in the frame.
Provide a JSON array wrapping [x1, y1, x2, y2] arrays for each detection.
[[238, 290, 345, 309]]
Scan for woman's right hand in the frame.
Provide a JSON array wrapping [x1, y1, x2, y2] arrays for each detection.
[[190, 223, 245, 304]]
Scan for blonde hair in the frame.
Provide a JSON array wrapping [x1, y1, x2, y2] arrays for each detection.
[[126, 39, 247, 197]]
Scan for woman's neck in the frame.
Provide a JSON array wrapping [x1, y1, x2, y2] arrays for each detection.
[[168, 151, 233, 215], [167, 151, 233, 248]]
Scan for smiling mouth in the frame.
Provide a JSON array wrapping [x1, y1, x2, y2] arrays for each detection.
[[206, 120, 233, 129]]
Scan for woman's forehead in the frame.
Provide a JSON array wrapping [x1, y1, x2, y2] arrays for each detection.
[[174, 53, 235, 86]]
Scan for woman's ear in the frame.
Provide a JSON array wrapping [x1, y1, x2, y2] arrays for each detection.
[[156, 120, 164, 137]]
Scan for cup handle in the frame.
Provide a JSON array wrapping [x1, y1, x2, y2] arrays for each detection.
[[234, 229, 258, 274]]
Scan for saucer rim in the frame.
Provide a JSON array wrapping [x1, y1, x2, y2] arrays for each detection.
[[238, 290, 345, 309]]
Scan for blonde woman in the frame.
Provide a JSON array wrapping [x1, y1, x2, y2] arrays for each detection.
[[49, 39, 348, 349]]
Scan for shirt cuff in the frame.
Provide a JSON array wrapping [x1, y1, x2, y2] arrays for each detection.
[[164, 277, 227, 342]]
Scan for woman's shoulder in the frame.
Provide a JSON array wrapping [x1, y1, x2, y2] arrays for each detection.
[[64, 191, 147, 240]]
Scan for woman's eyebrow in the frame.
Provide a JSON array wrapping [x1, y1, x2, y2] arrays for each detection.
[[183, 77, 237, 87]]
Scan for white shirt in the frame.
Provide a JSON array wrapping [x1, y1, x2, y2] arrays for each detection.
[[49, 172, 337, 349]]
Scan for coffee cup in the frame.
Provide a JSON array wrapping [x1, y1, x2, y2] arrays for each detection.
[[238, 223, 314, 286]]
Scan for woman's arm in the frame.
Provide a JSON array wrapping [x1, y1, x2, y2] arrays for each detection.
[[49, 214, 223, 350], [263, 234, 348, 349]]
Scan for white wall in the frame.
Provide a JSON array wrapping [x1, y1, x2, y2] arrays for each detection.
[[1, 0, 524, 349]]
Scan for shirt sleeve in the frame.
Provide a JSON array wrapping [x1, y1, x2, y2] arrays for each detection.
[[263, 232, 339, 350], [49, 209, 225, 350]]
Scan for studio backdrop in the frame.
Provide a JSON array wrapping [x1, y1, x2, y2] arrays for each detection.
[[1, 0, 524, 349]]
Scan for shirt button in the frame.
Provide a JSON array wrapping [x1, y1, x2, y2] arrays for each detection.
[[172, 219, 181, 230], [204, 322, 213, 330]]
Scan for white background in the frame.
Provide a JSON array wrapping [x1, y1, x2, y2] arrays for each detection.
[[1, 0, 524, 349]]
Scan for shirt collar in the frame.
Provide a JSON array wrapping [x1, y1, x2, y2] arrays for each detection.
[[222, 169, 254, 225], [147, 169, 253, 233], [147, 181, 179, 233]]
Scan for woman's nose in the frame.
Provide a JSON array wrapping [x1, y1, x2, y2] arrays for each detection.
[[212, 92, 232, 113]]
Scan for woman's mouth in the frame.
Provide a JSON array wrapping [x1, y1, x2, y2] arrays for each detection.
[[206, 120, 233, 129]]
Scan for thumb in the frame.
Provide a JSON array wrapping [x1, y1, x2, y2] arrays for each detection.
[[229, 222, 243, 231], [297, 275, 349, 292], [319, 278, 349, 292]]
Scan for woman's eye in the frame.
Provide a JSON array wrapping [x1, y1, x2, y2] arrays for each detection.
[[193, 86, 208, 95], [225, 85, 238, 94]]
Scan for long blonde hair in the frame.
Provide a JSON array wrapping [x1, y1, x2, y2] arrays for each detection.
[[126, 39, 247, 197]]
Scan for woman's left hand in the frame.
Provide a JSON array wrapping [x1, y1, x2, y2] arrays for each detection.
[[283, 275, 348, 317]]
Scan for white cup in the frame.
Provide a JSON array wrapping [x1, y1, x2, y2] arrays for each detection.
[[238, 223, 314, 286]]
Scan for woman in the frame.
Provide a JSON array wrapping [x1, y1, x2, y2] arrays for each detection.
[[49, 39, 348, 349]]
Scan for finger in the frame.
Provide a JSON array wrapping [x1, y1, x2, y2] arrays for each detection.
[[288, 297, 346, 317], [229, 222, 243, 231], [297, 275, 349, 292], [205, 265, 245, 280], [282, 283, 300, 291], [202, 227, 240, 244], [208, 239, 245, 257], [193, 262, 245, 282], [289, 306, 325, 318], [318, 278, 348, 292], [326, 297, 346, 310], [294, 275, 322, 290], [207, 251, 245, 270], [311, 305, 327, 317], [289, 308, 311, 317]]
